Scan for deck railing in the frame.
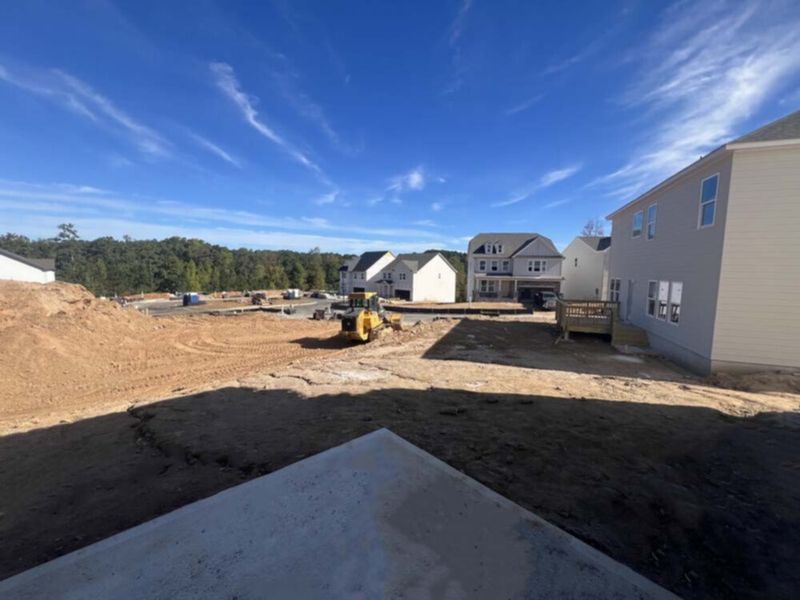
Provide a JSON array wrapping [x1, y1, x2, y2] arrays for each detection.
[[555, 299, 619, 336]]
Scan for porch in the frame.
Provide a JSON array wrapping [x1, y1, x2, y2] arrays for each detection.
[[473, 276, 561, 301]]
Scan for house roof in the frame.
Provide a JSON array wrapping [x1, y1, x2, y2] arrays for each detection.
[[468, 233, 563, 258], [0, 248, 56, 272], [339, 257, 358, 272], [351, 251, 392, 272], [731, 109, 800, 144], [607, 109, 800, 220], [579, 236, 611, 252], [385, 252, 456, 274]]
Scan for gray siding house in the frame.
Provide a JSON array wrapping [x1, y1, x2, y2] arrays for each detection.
[[466, 233, 563, 302], [607, 110, 800, 373]]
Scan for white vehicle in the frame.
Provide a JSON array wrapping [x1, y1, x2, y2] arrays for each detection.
[[282, 288, 303, 300]]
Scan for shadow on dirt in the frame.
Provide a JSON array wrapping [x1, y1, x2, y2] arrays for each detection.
[[1, 386, 798, 598]]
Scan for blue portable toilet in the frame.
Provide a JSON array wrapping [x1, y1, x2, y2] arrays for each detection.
[[182, 293, 200, 306]]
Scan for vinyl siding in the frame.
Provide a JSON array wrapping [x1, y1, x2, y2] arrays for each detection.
[[561, 239, 608, 300], [608, 153, 732, 372], [711, 146, 800, 370], [0, 254, 55, 283], [411, 255, 456, 302]]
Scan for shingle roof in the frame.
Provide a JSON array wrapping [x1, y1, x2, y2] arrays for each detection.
[[579, 236, 611, 252], [352, 251, 392, 272], [385, 252, 455, 274], [732, 109, 800, 144], [467, 233, 562, 258], [0, 248, 56, 272]]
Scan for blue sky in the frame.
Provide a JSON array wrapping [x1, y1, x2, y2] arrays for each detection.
[[1, 0, 799, 253]]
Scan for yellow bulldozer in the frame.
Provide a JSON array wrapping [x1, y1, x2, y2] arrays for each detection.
[[340, 292, 402, 342]]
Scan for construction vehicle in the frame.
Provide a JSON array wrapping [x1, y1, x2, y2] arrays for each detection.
[[251, 292, 268, 306], [340, 292, 402, 342]]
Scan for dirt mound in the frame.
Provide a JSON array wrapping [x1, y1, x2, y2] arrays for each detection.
[[708, 370, 800, 394], [0, 281, 143, 326]]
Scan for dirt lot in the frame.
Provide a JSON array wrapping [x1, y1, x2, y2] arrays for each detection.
[[1, 283, 799, 598], [0, 282, 342, 431]]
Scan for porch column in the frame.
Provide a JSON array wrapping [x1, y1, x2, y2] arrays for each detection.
[[513, 279, 518, 299]]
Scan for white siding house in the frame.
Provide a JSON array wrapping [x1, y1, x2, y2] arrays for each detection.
[[0, 248, 56, 283], [561, 236, 611, 300], [606, 109, 800, 373], [376, 253, 456, 302], [338, 251, 395, 295], [466, 233, 563, 302]]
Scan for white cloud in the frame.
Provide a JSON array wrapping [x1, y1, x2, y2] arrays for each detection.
[[313, 190, 338, 206], [493, 164, 583, 207], [210, 62, 325, 178], [0, 63, 171, 159], [0, 179, 457, 250], [387, 166, 427, 193], [505, 94, 543, 116], [596, 0, 800, 199], [412, 219, 438, 227], [188, 133, 241, 168], [431, 202, 444, 212]]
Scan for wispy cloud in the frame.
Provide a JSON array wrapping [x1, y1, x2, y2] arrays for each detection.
[[505, 94, 543, 116], [210, 62, 326, 179], [313, 190, 338, 206], [431, 201, 444, 212], [492, 164, 582, 207], [188, 133, 241, 168], [0, 63, 171, 159], [387, 166, 427, 193], [0, 179, 463, 252], [443, 0, 473, 94], [596, 0, 800, 199]]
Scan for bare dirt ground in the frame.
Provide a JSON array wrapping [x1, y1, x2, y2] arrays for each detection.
[[0, 282, 342, 432], [1, 283, 799, 598], [385, 300, 527, 310]]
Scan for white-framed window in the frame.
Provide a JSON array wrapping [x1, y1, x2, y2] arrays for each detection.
[[647, 281, 657, 317], [399, 272, 407, 280], [647, 204, 657, 240], [535, 260, 546, 272], [669, 281, 682, 324], [699, 174, 718, 228], [479, 280, 496, 293], [501, 260, 510, 271], [657, 281, 668, 320], [632, 211, 643, 238], [490, 260, 498, 272], [496, 244, 503, 254], [478, 260, 486, 271], [609, 278, 621, 302]]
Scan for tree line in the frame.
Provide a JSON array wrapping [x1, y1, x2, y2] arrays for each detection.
[[1, 225, 468, 300]]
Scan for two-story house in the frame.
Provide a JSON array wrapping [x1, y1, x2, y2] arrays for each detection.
[[607, 109, 800, 373], [466, 233, 563, 302], [375, 252, 456, 302], [338, 251, 395, 295], [561, 236, 611, 300]]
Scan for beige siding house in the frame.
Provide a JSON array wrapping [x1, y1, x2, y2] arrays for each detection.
[[607, 110, 800, 373], [466, 233, 563, 302], [561, 236, 611, 300], [376, 252, 456, 302]]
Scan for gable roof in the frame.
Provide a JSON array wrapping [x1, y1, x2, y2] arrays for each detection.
[[352, 251, 392, 272], [731, 109, 800, 144], [0, 248, 56, 272], [468, 233, 563, 258], [339, 256, 358, 272], [579, 236, 611, 252], [385, 252, 456, 274]]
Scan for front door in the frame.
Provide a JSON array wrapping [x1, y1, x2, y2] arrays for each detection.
[[625, 280, 635, 321]]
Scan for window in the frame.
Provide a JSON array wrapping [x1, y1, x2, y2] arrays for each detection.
[[632, 211, 643, 238], [574, 258, 578, 267], [669, 282, 682, 324], [699, 174, 718, 228], [501, 260, 510, 271], [490, 260, 498, 272], [535, 260, 546, 272], [399, 273, 407, 280], [496, 244, 503, 254], [657, 281, 668, 320], [647, 204, 657, 240], [609, 278, 621, 302], [647, 281, 657, 317], [479, 280, 496, 293], [478, 260, 486, 271]]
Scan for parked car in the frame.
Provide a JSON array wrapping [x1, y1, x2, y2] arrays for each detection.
[[283, 288, 302, 300], [534, 291, 558, 310]]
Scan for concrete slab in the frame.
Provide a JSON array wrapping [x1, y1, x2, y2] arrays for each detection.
[[0, 429, 678, 599]]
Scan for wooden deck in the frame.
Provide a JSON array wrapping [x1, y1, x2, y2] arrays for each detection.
[[556, 299, 649, 348]]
